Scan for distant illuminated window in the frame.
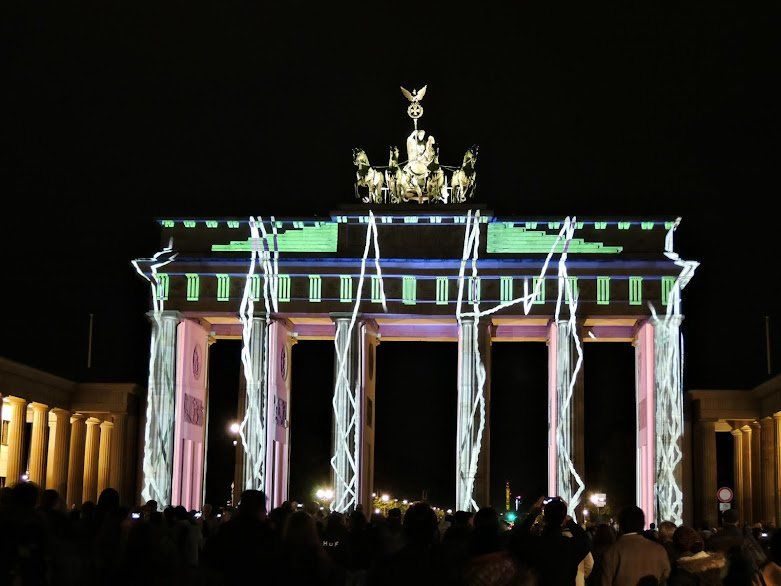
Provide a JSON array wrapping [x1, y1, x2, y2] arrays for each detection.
[[156, 273, 170, 301]]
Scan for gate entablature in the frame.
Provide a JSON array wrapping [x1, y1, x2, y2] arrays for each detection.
[[146, 213, 683, 319]]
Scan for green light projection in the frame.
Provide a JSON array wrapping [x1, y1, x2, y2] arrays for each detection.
[[486, 224, 623, 254], [212, 223, 338, 253]]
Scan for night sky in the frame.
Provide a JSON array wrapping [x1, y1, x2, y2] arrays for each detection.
[[4, 3, 779, 510]]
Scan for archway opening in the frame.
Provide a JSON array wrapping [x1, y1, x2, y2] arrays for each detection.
[[288, 340, 334, 504], [374, 342, 457, 508], [490, 342, 548, 515], [583, 342, 636, 515]]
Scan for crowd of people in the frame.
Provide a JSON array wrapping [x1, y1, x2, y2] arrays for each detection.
[[1, 481, 780, 585]]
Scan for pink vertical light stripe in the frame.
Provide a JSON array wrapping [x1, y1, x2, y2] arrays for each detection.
[[635, 321, 656, 526], [547, 321, 558, 497]]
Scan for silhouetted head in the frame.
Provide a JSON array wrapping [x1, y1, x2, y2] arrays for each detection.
[[403, 502, 438, 546], [473, 507, 500, 531], [453, 510, 473, 527], [97, 488, 119, 512], [593, 523, 617, 548], [12, 481, 39, 509], [238, 490, 267, 519], [40, 489, 61, 511], [543, 499, 568, 529], [722, 508, 740, 526], [658, 520, 677, 543], [673, 525, 704, 554], [283, 511, 320, 550], [618, 506, 646, 534]]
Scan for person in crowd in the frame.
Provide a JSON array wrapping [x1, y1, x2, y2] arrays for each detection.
[[274, 510, 343, 585], [667, 525, 726, 585], [511, 496, 590, 585], [464, 507, 520, 585], [202, 489, 275, 586], [599, 505, 670, 586], [367, 502, 444, 585], [587, 524, 616, 586], [708, 508, 768, 585], [321, 511, 350, 568], [658, 520, 679, 564], [762, 529, 781, 585]]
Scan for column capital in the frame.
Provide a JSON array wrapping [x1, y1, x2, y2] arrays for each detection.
[[50, 407, 71, 418], [70, 413, 87, 425], [99, 420, 114, 430], [5, 395, 27, 405], [741, 424, 753, 433], [145, 310, 183, 323], [774, 412, 781, 421], [750, 420, 761, 430], [731, 428, 743, 437], [85, 416, 102, 426], [29, 401, 49, 412]]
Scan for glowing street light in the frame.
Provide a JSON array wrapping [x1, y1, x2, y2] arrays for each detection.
[[229, 422, 240, 434], [381, 494, 390, 503]]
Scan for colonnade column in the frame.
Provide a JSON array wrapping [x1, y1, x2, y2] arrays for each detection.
[[330, 315, 378, 512], [28, 402, 49, 486], [82, 417, 101, 503], [46, 408, 71, 496], [109, 413, 127, 503], [741, 424, 753, 523], [750, 421, 762, 523], [760, 417, 777, 525], [694, 421, 718, 526], [456, 316, 492, 512], [141, 310, 181, 507], [776, 414, 781, 527], [66, 414, 87, 507], [97, 420, 114, 495], [731, 428, 745, 524], [4, 397, 28, 486], [547, 320, 584, 514]]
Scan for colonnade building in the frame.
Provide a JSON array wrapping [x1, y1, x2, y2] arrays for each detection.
[[688, 374, 781, 527], [0, 357, 141, 506]]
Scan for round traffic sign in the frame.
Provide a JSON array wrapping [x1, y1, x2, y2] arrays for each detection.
[[717, 487, 733, 503]]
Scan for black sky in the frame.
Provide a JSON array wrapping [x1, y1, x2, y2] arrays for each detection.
[[3, 2, 780, 509]]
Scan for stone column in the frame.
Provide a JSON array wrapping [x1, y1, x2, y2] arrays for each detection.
[[751, 421, 763, 523], [27, 402, 49, 486], [46, 408, 71, 496], [634, 321, 656, 525], [97, 420, 114, 495], [109, 413, 127, 501], [776, 414, 781, 527], [4, 397, 28, 486], [82, 417, 101, 503], [696, 421, 718, 526], [240, 315, 269, 493], [760, 417, 776, 525], [331, 315, 379, 512], [141, 310, 181, 506], [66, 414, 87, 507], [652, 315, 685, 526], [547, 320, 584, 515], [741, 424, 753, 524], [731, 428, 744, 524]]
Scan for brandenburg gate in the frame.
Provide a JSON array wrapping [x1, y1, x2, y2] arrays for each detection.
[[133, 87, 698, 525]]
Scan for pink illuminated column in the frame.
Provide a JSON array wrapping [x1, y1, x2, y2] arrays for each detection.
[[547, 321, 558, 497], [172, 319, 210, 511], [634, 320, 656, 526], [263, 319, 296, 510]]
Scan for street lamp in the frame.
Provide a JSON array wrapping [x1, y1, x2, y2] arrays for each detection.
[[229, 422, 240, 434], [381, 494, 390, 503]]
